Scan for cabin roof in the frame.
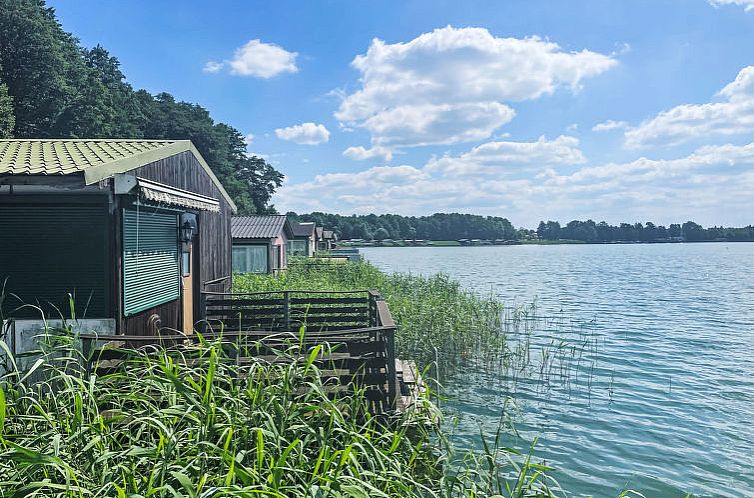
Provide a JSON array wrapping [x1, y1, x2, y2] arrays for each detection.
[[232, 215, 293, 239], [0, 139, 236, 212], [291, 221, 316, 237]]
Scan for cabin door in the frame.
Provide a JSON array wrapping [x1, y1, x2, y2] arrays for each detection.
[[182, 244, 194, 334]]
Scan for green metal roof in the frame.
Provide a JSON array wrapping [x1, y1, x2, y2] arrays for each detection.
[[0, 139, 237, 212]]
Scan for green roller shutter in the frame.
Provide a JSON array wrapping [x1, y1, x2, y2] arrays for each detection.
[[0, 200, 109, 319], [122, 208, 180, 316]]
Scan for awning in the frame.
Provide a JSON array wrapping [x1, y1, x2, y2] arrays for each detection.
[[137, 178, 221, 212]]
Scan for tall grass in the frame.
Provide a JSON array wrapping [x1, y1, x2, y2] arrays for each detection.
[[0, 325, 561, 497], [234, 258, 519, 372]]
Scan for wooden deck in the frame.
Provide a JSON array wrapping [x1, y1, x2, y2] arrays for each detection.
[[80, 290, 413, 414]]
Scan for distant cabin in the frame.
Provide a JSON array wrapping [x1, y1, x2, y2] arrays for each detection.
[[231, 215, 293, 274], [289, 221, 316, 257], [320, 229, 337, 251], [0, 139, 236, 338]]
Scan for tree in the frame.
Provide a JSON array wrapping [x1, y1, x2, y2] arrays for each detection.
[[682, 221, 705, 242], [373, 227, 390, 241], [0, 82, 14, 137], [0, 0, 94, 137]]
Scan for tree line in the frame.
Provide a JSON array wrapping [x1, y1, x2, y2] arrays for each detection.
[[287, 212, 518, 241], [288, 212, 754, 243], [534, 220, 754, 243], [0, 0, 283, 214]]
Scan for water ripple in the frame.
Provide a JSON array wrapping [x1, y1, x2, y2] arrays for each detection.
[[363, 243, 754, 498]]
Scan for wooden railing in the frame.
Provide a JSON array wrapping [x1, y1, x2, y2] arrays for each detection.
[[200, 289, 374, 332], [80, 289, 399, 412]]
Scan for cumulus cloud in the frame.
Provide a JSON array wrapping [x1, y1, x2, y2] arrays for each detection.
[[275, 122, 331, 145], [709, 0, 754, 11], [275, 141, 754, 226], [625, 66, 754, 148], [205, 39, 298, 78], [343, 145, 393, 161], [243, 133, 255, 145], [592, 120, 628, 132], [426, 135, 586, 176], [335, 26, 616, 149]]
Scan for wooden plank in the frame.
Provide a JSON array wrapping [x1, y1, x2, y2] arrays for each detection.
[[376, 300, 395, 327], [288, 306, 369, 314], [289, 297, 367, 305], [205, 298, 284, 307]]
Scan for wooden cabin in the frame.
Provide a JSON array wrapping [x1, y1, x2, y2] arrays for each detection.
[[0, 139, 236, 340], [231, 215, 293, 273], [314, 227, 337, 251], [288, 221, 316, 257], [322, 229, 337, 250]]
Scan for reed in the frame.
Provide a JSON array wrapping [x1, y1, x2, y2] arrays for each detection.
[[233, 258, 517, 372], [0, 324, 560, 497]]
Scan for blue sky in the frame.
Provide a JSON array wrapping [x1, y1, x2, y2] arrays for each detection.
[[50, 0, 754, 227]]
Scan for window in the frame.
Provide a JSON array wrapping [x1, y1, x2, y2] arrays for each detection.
[[287, 239, 307, 256], [122, 208, 180, 316], [182, 251, 191, 277], [272, 245, 280, 270], [232, 245, 267, 273]]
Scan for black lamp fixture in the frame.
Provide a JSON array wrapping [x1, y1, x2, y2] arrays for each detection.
[[179, 212, 198, 243], [179, 221, 194, 243]]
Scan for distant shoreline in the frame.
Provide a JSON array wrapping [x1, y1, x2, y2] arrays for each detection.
[[337, 239, 752, 248]]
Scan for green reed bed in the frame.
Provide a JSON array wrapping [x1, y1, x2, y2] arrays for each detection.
[[233, 258, 519, 372], [0, 327, 561, 498]]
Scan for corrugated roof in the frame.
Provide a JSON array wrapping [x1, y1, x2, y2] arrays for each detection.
[[232, 215, 290, 239], [0, 139, 177, 176], [0, 139, 237, 212], [291, 221, 316, 237]]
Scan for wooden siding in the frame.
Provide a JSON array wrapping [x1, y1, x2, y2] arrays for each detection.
[[120, 298, 181, 335], [118, 151, 233, 334]]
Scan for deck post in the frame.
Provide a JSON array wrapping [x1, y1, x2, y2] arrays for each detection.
[[283, 291, 291, 330], [385, 326, 397, 410], [375, 296, 398, 410], [368, 290, 379, 327], [199, 292, 207, 332]]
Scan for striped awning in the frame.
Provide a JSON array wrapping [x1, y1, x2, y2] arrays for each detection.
[[138, 178, 220, 212]]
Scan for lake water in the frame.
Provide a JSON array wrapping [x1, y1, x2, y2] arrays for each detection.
[[361, 243, 754, 498]]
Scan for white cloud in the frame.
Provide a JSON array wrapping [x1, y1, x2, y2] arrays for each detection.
[[203, 61, 224, 73], [243, 133, 255, 145], [205, 39, 298, 78], [709, 0, 754, 11], [592, 120, 628, 132], [335, 26, 617, 149], [275, 122, 331, 145], [625, 66, 754, 148], [426, 135, 586, 176], [343, 145, 393, 161], [275, 141, 754, 227], [361, 102, 516, 148]]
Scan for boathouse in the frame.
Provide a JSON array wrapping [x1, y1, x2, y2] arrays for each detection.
[[289, 221, 316, 257], [0, 139, 236, 340], [231, 215, 293, 274]]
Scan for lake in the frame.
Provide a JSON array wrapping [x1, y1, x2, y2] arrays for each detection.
[[361, 243, 754, 498]]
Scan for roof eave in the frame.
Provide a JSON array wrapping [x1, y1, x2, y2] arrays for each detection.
[[81, 140, 238, 214]]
